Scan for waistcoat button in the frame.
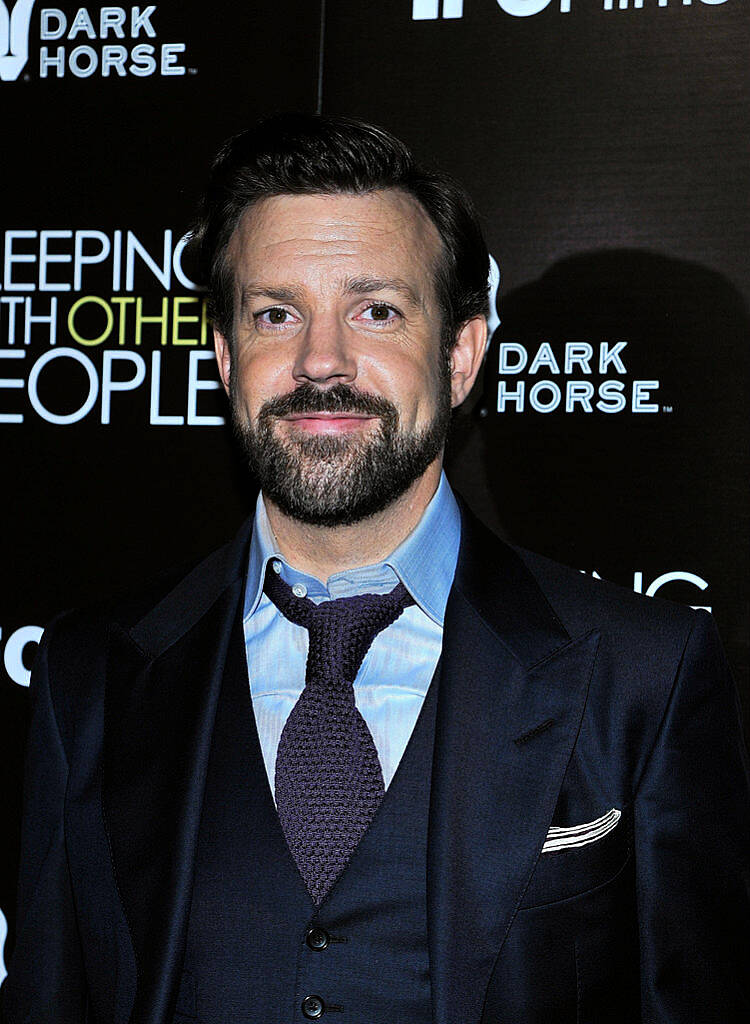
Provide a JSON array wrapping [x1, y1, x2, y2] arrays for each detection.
[[306, 927, 330, 950], [302, 994, 325, 1018]]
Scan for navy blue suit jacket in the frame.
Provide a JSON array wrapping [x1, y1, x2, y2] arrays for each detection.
[[2, 503, 749, 1023]]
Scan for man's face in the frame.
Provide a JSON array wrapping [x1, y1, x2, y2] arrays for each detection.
[[214, 189, 473, 526]]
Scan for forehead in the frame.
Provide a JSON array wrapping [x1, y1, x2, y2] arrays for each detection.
[[226, 189, 443, 296]]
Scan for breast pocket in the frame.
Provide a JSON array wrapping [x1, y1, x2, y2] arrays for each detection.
[[518, 802, 632, 910]]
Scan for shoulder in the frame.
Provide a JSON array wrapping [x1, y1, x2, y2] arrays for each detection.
[[456, 502, 709, 738], [42, 544, 223, 649], [509, 543, 727, 757], [35, 523, 250, 726], [44, 519, 251, 644], [457, 498, 697, 657], [503, 539, 738, 799], [511, 541, 704, 699], [513, 541, 696, 646]]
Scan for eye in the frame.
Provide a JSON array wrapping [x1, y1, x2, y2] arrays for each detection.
[[356, 302, 400, 324], [253, 306, 299, 330]]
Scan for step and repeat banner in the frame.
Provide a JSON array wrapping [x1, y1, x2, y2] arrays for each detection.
[[1, 0, 747, 978]]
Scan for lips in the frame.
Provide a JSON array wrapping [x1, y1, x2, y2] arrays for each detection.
[[281, 412, 378, 433], [258, 383, 398, 435]]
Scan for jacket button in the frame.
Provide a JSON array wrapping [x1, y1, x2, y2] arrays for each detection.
[[302, 994, 325, 1018], [306, 926, 330, 950]]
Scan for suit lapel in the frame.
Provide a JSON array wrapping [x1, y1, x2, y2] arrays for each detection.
[[428, 507, 600, 1024], [102, 521, 252, 1024], [100, 501, 597, 1024]]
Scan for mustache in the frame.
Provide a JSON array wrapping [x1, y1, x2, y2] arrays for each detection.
[[258, 383, 397, 421]]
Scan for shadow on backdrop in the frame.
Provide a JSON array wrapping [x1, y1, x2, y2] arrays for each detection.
[[446, 249, 749, 733]]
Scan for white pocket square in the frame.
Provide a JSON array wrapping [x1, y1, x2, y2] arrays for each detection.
[[541, 807, 621, 853]]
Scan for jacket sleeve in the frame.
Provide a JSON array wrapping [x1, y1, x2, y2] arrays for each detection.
[[634, 609, 750, 1022], [0, 617, 89, 1024]]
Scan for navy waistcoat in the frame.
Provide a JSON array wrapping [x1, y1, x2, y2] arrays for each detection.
[[175, 623, 438, 1024]]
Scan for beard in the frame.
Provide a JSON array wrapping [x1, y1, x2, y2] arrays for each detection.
[[231, 364, 452, 527]]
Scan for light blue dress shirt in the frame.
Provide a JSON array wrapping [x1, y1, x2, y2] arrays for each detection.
[[243, 472, 462, 798]]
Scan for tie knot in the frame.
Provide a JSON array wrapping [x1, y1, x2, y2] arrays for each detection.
[[263, 561, 414, 685]]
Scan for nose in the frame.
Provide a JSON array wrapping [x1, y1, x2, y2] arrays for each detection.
[[291, 314, 357, 387]]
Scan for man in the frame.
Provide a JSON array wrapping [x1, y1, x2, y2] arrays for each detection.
[[2, 113, 749, 1024]]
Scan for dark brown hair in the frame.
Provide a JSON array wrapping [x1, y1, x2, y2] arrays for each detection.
[[190, 112, 489, 352]]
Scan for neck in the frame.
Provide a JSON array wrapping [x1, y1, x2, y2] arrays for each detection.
[[263, 461, 443, 581]]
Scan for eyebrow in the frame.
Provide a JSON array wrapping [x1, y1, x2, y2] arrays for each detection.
[[239, 276, 427, 315], [342, 276, 426, 312], [240, 284, 299, 310]]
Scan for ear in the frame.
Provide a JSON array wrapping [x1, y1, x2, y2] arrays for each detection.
[[450, 316, 487, 408], [213, 327, 232, 396]]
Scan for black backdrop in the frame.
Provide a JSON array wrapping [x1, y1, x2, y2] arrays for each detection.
[[1, 0, 748, 978]]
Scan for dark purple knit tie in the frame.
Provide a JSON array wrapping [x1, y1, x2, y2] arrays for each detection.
[[264, 562, 414, 905]]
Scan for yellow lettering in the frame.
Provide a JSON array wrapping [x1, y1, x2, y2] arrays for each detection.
[[68, 295, 114, 346], [135, 296, 168, 346], [111, 296, 135, 345], [171, 296, 200, 346]]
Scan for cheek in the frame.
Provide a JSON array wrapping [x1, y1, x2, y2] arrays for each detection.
[[417, 353, 453, 426], [234, 348, 292, 409], [406, 345, 447, 406], [372, 355, 443, 428]]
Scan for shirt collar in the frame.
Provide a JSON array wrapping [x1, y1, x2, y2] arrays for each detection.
[[244, 471, 461, 627]]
